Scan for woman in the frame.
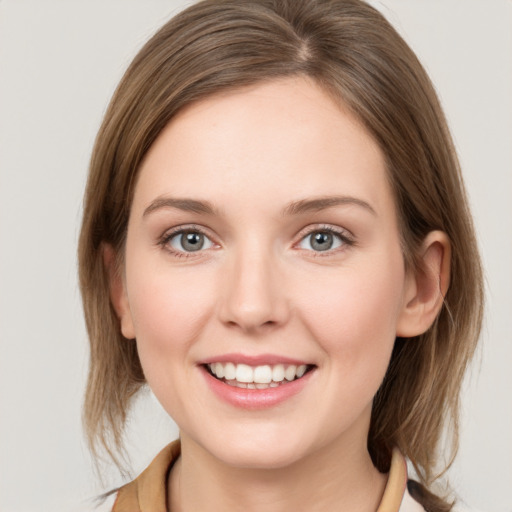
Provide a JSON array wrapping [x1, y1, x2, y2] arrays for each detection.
[[79, 1, 484, 510]]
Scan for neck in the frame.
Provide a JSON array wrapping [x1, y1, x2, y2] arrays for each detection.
[[168, 431, 387, 512]]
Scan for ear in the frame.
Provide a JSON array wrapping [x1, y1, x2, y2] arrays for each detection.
[[102, 244, 136, 340], [396, 231, 451, 337]]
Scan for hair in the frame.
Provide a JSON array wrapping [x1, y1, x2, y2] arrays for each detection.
[[78, 1, 484, 510]]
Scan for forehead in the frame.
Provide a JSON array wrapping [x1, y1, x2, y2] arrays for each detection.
[[134, 77, 392, 217]]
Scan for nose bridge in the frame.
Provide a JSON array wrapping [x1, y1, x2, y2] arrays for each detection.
[[220, 237, 288, 332]]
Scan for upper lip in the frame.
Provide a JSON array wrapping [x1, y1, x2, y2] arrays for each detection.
[[198, 353, 312, 366]]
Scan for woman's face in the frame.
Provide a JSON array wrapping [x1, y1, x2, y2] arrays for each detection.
[[117, 77, 416, 469]]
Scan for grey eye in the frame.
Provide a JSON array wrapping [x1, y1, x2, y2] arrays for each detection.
[[299, 231, 343, 252], [169, 231, 213, 252]]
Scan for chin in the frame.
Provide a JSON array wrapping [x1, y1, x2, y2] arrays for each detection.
[[217, 446, 305, 470]]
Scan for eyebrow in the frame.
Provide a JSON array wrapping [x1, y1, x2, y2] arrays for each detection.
[[282, 196, 376, 216], [142, 194, 376, 218], [143, 197, 218, 217]]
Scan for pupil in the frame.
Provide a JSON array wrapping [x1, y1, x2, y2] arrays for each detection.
[[183, 232, 204, 251], [312, 232, 333, 251]]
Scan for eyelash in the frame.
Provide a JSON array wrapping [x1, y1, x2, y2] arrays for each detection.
[[158, 225, 215, 259], [295, 225, 355, 256], [158, 224, 355, 258]]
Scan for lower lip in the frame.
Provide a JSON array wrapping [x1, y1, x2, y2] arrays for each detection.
[[201, 366, 314, 410]]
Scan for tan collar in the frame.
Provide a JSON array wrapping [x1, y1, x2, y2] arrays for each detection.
[[377, 447, 408, 512], [113, 440, 180, 512], [113, 442, 408, 512]]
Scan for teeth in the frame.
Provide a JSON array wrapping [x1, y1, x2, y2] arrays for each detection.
[[284, 365, 296, 381], [224, 362, 236, 380], [272, 364, 285, 382], [207, 362, 310, 386], [235, 364, 253, 383], [213, 362, 224, 379], [254, 365, 272, 383]]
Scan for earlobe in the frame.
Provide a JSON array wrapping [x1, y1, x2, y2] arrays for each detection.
[[396, 231, 451, 337], [103, 244, 136, 340]]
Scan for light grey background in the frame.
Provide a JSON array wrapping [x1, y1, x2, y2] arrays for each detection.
[[0, 1, 510, 511]]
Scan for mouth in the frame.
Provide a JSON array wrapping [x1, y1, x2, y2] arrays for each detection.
[[204, 362, 315, 390]]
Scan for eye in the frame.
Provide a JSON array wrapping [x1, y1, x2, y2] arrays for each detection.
[[297, 229, 349, 252], [168, 230, 214, 253]]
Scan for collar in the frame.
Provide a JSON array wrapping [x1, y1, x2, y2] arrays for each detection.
[[113, 441, 412, 512], [113, 441, 180, 512]]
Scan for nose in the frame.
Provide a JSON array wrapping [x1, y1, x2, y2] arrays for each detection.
[[219, 244, 290, 334]]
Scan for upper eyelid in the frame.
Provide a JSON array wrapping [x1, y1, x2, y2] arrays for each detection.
[[161, 224, 213, 240], [294, 224, 354, 241]]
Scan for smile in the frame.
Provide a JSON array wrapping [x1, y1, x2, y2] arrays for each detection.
[[206, 362, 311, 389]]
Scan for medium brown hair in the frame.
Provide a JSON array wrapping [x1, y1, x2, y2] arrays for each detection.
[[79, 1, 484, 509]]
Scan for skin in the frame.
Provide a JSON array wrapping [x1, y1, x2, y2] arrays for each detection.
[[110, 77, 450, 511]]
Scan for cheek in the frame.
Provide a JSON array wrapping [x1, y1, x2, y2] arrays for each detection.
[[126, 260, 221, 418], [126, 258, 217, 364], [296, 257, 405, 377]]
